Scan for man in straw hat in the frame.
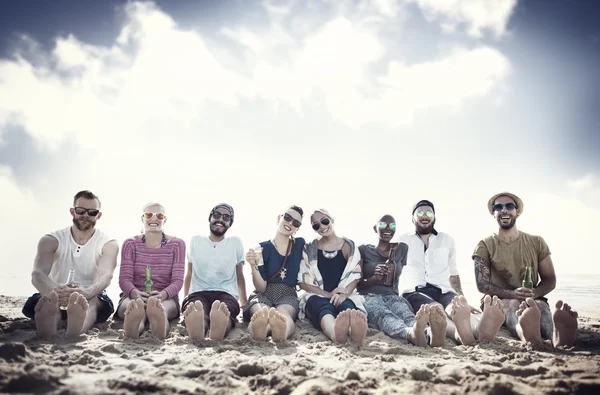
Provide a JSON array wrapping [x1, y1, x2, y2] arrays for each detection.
[[472, 192, 578, 346]]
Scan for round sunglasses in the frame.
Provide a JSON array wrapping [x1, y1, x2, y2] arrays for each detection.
[[312, 217, 331, 231], [282, 213, 302, 228], [378, 222, 396, 230], [143, 212, 166, 220], [492, 202, 517, 212], [415, 210, 434, 218], [74, 207, 100, 217], [211, 211, 233, 222]]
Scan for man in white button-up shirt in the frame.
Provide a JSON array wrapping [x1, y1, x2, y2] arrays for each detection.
[[398, 200, 505, 346]]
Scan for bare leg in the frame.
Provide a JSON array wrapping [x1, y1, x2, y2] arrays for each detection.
[[123, 298, 146, 339], [34, 292, 61, 338], [429, 304, 447, 347], [183, 301, 206, 340], [475, 295, 505, 341], [407, 304, 428, 347], [146, 297, 168, 340], [208, 301, 231, 341], [349, 310, 368, 346], [248, 306, 270, 341], [516, 298, 543, 344], [66, 293, 89, 338], [552, 300, 578, 347], [502, 299, 522, 337]]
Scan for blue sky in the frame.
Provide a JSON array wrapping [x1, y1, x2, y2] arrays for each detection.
[[1, 0, 599, 299]]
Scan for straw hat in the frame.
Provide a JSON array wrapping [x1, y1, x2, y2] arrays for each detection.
[[487, 192, 524, 215]]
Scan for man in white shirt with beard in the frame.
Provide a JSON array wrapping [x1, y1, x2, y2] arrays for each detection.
[[398, 200, 505, 346]]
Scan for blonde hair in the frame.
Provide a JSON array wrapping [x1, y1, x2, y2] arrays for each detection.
[[143, 202, 166, 214], [311, 208, 333, 222]]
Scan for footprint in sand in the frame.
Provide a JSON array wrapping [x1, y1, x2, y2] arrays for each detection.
[[333, 310, 351, 343], [123, 298, 146, 339], [553, 300, 578, 347], [269, 308, 287, 342], [409, 304, 429, 347], [349, 310, 368, 346], [146, 297, 167, 340], [429, 304, 447, 347], [209, 301, 230, 341], [477, 295, 505, 342], [183, 301, 205, 340], [66, 292, 89, 338], [34, 291, 60, 338], [516, 298, 542, 344], [451, 296, 476, 345], [249, 306, 269, 341]]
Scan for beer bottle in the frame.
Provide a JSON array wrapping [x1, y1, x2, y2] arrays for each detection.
[[144, 266, 154, 293], [59, 269, 76, 310], [383, 248, 396, 286], [522, 265, 533, 289]]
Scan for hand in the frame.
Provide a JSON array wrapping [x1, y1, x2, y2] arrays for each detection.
[[246, 249, 257, 267], [330, 292, 348, 307], [70, 285, 96, 300], [373, 264, 388, 282], [331, 287, 348, 296], [469, 304, 482, 314], [150, 290, 168, 301], [513, 287, 535, 300], [55, 284, 76, 306], [130, 289, 150, 303]]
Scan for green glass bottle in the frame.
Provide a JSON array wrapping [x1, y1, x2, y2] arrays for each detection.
[[522, 265, 533, 289], [144, 265, 154, 293]]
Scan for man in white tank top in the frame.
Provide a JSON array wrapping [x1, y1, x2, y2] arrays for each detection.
[[22, 190, 119, 338]]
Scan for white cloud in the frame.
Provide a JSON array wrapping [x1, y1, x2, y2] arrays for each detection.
[[566, 173, 600, 209], [407, 0, 518, 38]]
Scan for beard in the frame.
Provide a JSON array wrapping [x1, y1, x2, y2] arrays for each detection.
[[497, 215, 516, 230], [73, 217, 95, 231], [210, 222, 228, 237], [416, 219, 435, 235]]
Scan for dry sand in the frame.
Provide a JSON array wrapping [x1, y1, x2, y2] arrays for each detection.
[[1, 295, 599, 394]]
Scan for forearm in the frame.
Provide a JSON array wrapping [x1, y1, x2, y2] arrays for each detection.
[[449, 275, 464, 296], [474, 256, 515, 299], [344, 279, 359, 294], [251, 267, 267, 293], [299, 283, 330, 298], [357, 276, 378, 290], [88, 269, 115, 297], [534, 278, 556, 298], [31, 270, 58, 296], [183, 274, 191, 297], [238, 278, 248, 306]]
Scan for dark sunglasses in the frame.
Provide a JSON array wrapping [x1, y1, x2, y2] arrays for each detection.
[[143, 212, 166, 220], [378, 222, 396, 230], [312, 217, 331, 231], [415, 210, 434, 218], [74, 207, 99, 217], [282, 213, 302, 228], [492, 202, 517, 212], [212, 211, 232, 222]]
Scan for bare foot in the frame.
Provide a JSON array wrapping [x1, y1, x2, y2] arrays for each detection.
[[123, 298, 146, 339], [407, 304, 428, 347], [516, 298, 543, 344], [429, 304, 447, 347], [249, 306, 270, 341], [184, 301, 206, 340], [450, 296, 476, 345], [269, 308, 287, 342], [476, 295, 505, 341], [333, 310, 351, 343], [34, 291, 60, 338], [66, 292, 89, 338], [209, 301, 230, 341], [552, 300, 578, 347], [146, 297, 168, 340], [349, 310, 368, 346]]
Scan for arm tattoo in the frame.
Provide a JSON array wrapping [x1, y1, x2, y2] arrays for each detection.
[[449, 275, 463, 295], [473, 256, 515, 299]]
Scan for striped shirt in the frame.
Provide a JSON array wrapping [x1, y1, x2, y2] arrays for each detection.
[[118, 236, 186, 299]]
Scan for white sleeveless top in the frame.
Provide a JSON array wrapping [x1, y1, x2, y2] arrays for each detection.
[[47, 226, 114, 286]]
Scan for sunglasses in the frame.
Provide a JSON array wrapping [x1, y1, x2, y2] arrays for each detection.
[[143, 212, 166, 220], [492, 202, 517, 212], [415, 210, 434, 218], [282, 213, 302, 228], [74, 207, 100, 217], [212, 211, 232, 222], [378, 222, 396, 230], [312, 217, 331, 231]]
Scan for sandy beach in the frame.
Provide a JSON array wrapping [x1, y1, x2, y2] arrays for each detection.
[[1, 295, 599, 394]]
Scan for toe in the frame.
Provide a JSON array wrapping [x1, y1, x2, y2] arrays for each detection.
[[211, 300, 220, 312], [69, 292, 79, 304], [555, 300, 564, 310], [483, 294, 492, 306]]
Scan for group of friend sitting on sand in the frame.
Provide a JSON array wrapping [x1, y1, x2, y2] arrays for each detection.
[[23, 190, 578, 349]]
